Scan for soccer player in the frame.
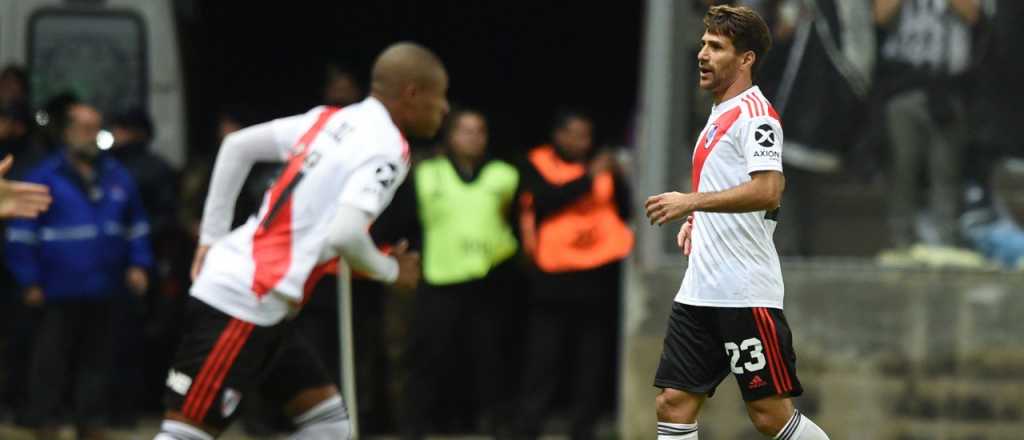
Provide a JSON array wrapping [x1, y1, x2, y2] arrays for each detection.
[[644, 6, 829, 440], [154, 42, 448, 440]]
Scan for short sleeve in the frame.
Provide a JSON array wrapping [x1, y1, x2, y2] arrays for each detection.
[[743, 116, 784, 175], [337, 154, 409, 218]]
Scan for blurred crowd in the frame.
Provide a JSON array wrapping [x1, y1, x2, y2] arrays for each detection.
[[716, 0, 1024, 266], [0, 0, 1021, 438]]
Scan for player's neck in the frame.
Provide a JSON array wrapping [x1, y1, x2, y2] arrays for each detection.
[[371, 92, 409, 137], [713, 76, 753, 106]]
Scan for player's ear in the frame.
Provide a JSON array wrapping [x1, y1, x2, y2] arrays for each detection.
[[744, 51, 756, 72]]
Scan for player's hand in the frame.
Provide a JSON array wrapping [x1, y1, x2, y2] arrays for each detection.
[[126, 266, 149, 295], [190, 244, 211, 281], [0, 155, 51, 219], [389, 239, 420, 292], [645, 191, 697, 226], [23, 286, 44, 307], [677, 215, 694, 255]]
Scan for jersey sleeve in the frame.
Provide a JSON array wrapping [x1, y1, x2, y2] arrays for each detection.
[[269, 106, 326, 160], [742, 116, 784, 174], [337, 150, 409, 219]]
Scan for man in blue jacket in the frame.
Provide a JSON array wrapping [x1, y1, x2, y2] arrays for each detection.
[[5, 103, 152, 440]]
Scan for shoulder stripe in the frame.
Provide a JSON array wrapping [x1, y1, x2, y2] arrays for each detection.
[[752, 94, 765, 116], [741, 96, 755, 117]]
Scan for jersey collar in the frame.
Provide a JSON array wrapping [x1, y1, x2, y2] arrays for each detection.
[[712, 85, 761, 115]]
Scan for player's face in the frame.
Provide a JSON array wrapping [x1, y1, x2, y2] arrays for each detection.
[[697, 32, 742, 92], [408, 70, 450, 139]]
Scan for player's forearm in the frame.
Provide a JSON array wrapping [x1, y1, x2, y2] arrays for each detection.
[[327, 204, 399, 283], [199, 124, 284, 245], [692, 178, 781, 214]]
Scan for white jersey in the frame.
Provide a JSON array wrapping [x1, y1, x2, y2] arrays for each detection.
[[193, 97, 410, 325], [675, 86, 785, 309]]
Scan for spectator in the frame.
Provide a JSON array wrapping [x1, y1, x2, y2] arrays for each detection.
[[4, 103, 153, 440], [875, 0, 981, 252], [0, 65, 28, 108], [107, 107, 177, 423], [959, 0, 1024, 268], [0, 102, 46, 178], [400, 109, 521, 438], [324, 64, 364, 107], [36, 92, 80, 153], [110, 107, 176, 235], [514, 110, 633, 440]]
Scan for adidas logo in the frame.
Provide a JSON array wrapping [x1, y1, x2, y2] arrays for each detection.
[[748, 375, 767, 389]]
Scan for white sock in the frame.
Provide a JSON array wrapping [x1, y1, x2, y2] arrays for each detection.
[[774, 410, 829, 440], [154, 420, 214, 440], [658, 421, 698, 439], [288, 395, 351, 440]]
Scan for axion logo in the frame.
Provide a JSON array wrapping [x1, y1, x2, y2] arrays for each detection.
[[754, 124, 777, 148]]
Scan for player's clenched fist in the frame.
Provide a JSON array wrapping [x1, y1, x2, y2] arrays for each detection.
[[645, 191, 698, 226], [390, 239, 421, 291], [677, 215, 694, 255]]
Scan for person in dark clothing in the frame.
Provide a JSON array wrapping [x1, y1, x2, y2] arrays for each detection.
[[5, 103, 153, 440], [0, 65, 28, 109], [323, 64, 364, 108], [0, 97, 51, 421], [110, 108, 176, 235], [106, 107, 178, 423], [399, 109, 522, 439], [514, 110, 633, 440], [874, 0, 983, 251]]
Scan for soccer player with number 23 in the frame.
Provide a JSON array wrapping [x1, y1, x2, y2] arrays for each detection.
[[645, 6, 830, 440]]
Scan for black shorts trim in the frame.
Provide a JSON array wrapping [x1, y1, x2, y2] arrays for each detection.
[[163, 297, 334, 429], [654, 302, 803, 402], [181, 318, 255, 422]]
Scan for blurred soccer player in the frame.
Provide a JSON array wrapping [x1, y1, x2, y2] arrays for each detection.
[[154, 42, 448, 440], [644, 6, 829, 440]]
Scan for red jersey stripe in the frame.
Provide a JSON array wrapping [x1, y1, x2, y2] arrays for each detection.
[[301, 259, 340, 307], [251, 107, 341, 297], [692, 107, 743, 193], [766, 103, 781, 122]]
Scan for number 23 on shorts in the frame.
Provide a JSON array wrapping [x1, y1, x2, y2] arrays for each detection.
[[724, 338, 766, 374]]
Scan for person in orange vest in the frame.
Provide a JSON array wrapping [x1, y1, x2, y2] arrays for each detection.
[[514, 109, 634, 440]]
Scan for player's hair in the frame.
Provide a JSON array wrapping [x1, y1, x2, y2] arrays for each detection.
[[703, 5, 772, 76]]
